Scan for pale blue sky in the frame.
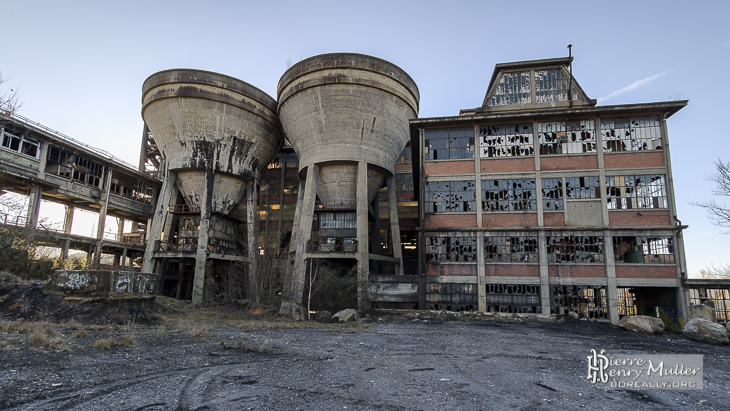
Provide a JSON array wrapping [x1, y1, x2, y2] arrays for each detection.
[[2, 1, 729, 275]]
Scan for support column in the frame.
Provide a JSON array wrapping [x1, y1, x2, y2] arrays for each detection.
[[61, 239, 70, 260], [386, 175, 404, 275], [92, 170, 113, 268], [538, 231, 551, 315], [288, 179, 306, 257], [120, 247, 128, 267], [604, 230, 619, 323], [36, 142, 49, 179], [117, 218, 125, 241], [192, 168, 214, 306], [26, 185, 42, 228], [246, 174, 259, 301], [356, 160, 370, 311], [63, 206, 74, 234], [291, 165, 319, 303], [141, 170, 177, 273]]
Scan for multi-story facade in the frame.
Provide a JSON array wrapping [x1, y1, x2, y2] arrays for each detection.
[[410, 57, 688, 324]]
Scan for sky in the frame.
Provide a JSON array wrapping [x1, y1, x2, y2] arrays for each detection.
[[1, 0, 729, 275]]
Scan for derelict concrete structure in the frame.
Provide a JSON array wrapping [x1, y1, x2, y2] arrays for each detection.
[[141, 69, 283, 305], [277, 53, 420, 309]]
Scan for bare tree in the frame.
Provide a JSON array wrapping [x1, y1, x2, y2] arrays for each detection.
[[699, 263, 730, 279], [0, 72, 22, 113], [692, 159, 730, 232]]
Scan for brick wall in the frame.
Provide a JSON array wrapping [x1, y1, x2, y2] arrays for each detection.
[[426, 264, 477, 276], [548, 265, 606, 277], [483, 213, 537, 227], [615, 265, 677, 279], [543, 212, 565, 226], [608, 210, 671, 226], [540, 155, 598, 171], [480, 157, 535, 173], [485, 264, 539, 277], [604, 152, 665, 169], [426, 213, 478, 228], [425, 160, 475, 175]]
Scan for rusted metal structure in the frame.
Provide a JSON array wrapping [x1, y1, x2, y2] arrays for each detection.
[[277, 53, 420, 309], [141, 69, 283, 304]]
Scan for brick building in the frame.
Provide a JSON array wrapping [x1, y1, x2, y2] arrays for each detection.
[[410, 57, 688, 324]]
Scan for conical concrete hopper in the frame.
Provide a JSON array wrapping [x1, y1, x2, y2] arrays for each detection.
[[277, 53, 419, 209], [142, 69, 283, 215]]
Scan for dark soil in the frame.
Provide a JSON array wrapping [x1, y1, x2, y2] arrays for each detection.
[[1, 275, 729, 410]]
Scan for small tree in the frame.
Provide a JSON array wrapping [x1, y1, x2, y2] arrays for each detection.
[[693, 159, 730, 232], [0, 72, 22, 113]]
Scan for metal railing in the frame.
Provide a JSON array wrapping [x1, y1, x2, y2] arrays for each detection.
[[1, 111, 138, 171], [308, 237, 358, 253]]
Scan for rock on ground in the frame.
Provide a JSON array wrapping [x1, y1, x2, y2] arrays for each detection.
[[312, 310, 332, 323], [617, 315, 665, 333], [683, 317, 730, 345], [332, 308, 359, 323], [689, 304, 717, 323], [278, 301, 305, 321]]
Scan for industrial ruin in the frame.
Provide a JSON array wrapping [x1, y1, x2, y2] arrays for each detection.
[[1, 52, 729, 325]]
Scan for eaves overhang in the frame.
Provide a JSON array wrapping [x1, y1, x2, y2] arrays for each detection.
[[411, 100, 688, 130]]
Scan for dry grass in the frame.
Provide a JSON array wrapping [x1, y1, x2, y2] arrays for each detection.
[[90, 335, 136, 349], [222, 338, 272, 353]]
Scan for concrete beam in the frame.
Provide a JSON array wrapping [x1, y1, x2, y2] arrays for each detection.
[[141, 170, 177, 274], [291, 165, 319, 303]]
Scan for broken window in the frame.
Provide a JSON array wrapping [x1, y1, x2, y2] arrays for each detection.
[[541, 178, 564, 210], [605, 174, 667, 209], [1, 129, 39, 159], [538, 120, 595, 155], [484, 234, 538, 263], [426, 283, 477, 311], [479, 123, 534, 158], [487, 71, 531, 107], [534, 68, 582, 103], [424, 127, 474, 160], [601, 115, 662, 152], [485, 284, 541, 313], [690, 288, 729, 324], [397, 143, 412, 163], [564, 176, 600, 199], [481, 179, 536, 211], [613, 236, 675, 264], [550, 286, 607, 319], [425, 233, 477, 262], [547, 233, 604, 263], [395, 172, 413, 191], [318, 212, 357, 229], [132, 179, 154, 205], [617, 288, 638, 316], [424, 180, 476, 213]]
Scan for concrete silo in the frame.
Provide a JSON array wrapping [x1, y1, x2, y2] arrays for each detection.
[[141, 69, 283, 304], [277, 53, 419, 309]]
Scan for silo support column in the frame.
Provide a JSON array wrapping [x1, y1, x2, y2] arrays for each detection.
[[192, 168, 214, 306], [386, 175, 404, 275], [291, 165, 319, 303], [356, 161, 370, 311], [92, 170, 113, 268], [247, 174, 259, 301], [63, 206, 74, 234], [142, 170, 177, 274]]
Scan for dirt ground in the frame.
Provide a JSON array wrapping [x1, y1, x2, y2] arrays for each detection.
[[1, 276, 729, 410]]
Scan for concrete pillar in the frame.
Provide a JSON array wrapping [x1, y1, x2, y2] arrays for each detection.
[[36, 141, 49, 179], [61, 239, 70, 260], [161, 184, 180, 242], [476, 233, 486, 312], [370, 195, 381, 274], [291, 165, 319, 303], [386, 175, 404, 275], [63, 206, 74, 234], [26, 185, 42, 228], [92, 170, 113, 268], [603, 230, 620, 323], [120, 247, 128, 267], [288, 179, 306, 257], [246, 175, 259, 301], [117, 218, 125, 241], [538, 231, 551, 315], [356, 160, 370, 311], [141, 170, 177, 273], [191, 168, 214, 306]]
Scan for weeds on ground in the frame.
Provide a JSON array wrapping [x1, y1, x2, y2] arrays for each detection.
[[0, 319, 68, 350], [90, 335, 136, 350], [221, 338, 272, 353]]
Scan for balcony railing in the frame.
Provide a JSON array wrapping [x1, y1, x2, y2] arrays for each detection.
[[308, 237, 358, 253]]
